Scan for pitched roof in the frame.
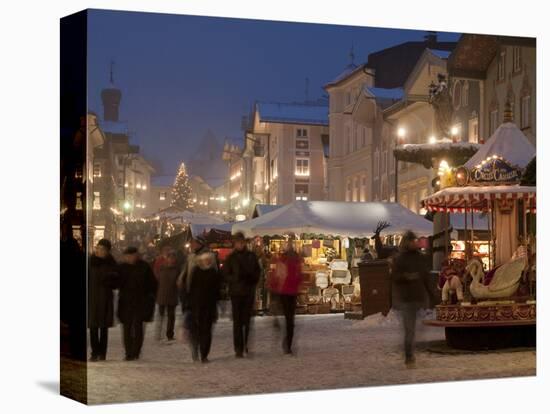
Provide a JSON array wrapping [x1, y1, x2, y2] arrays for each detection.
[[324, 63, 366, 88], [256, 102, 329, 126], [366, 40, 456, 88]]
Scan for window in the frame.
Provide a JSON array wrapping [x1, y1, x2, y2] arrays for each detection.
[[468, 117, 479, 143], [453, 81, 462, 109], [345, 126, 351, 154], [374, 150, 380, 179], [296, 128, 308, 137], [360, 174, 367, 202], [490, 110, 499, 135], [353, 176, 359, 202], [93, 163, 101, 178], [513, 47, 522, 73], [295, 183, 309, 200], [462, 81, 469, 107], [378, 177, 384, 201], [521, 95, 531, 129], [76, 192, 83, 210], [295, 158, 310, 177], [382, 150, 388, 173], [296, 133, 309, 150], [389, 145, 395, 173], [271, 157, 278, 180], [93, 191, 101, 210], [497, 50, 506, 81], [159, 192, 166, 201], [354, 124, 360, 151], [346, 178, 352, 202]]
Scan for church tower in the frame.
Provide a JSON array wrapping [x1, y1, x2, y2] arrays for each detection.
[[101, 60, 122, 122]]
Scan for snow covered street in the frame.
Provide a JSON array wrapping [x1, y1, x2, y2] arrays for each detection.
[[85, 311, 535, 405]]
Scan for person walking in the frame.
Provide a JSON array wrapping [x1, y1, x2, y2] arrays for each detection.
[[177, 236, 211, 312], [274, 241, 303, 355], [187, 251, 222, 363], [88, 239, 117, 361], [391, 231, 432, 368], [154, 250, 179, 341], [116, 246, 157, 361], [223, 232, 261, 358]]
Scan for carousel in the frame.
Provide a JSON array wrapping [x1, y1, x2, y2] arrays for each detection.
[[422, 104, 536, 350]]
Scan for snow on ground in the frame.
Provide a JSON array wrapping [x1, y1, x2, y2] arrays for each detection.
[[85, 310, 535, 405]]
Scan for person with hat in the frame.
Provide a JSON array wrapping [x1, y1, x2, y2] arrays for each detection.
[[88, 238, 118, 361], [116, 246, 157, 361], [223, 232, 261, 358], [391, 230, 432, 368], [177, 236, 216, 355]]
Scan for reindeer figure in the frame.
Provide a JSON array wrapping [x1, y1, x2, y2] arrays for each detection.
[[371, 221, 398, 259]]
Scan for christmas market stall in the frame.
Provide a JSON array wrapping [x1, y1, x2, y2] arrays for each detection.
[[233, 200, 433, 315], [422, 111, 536, 350]]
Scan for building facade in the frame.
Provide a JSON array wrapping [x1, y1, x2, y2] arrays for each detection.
[[240, 101, 329, 213], [448, 34, 536, 146], [384, 48, 452, 213], [325, 35, 457, 208]]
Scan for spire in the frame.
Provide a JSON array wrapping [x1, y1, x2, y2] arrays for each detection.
[[503, 98, 514, 123], [349, 43, 355, 66], [109, 60, 115, 84]]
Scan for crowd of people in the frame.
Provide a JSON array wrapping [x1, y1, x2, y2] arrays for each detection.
[[87, 227, 434, 368], [87, 231, 302, 364]]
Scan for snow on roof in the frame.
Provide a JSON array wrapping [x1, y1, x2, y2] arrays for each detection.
[[399, 141, 481, 152], [365, 86, 405, 100], [325, 63, 363, 87], [234, 201, 433, 238], [253, 204, 283, 218], [256, 102, 329, 126], [100, 120, 128, 135], [428, 49, 452, 60], [464, 122, 535, 170]]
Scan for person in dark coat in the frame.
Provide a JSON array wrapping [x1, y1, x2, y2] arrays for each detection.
[[223, 232, 261, 358], [187, 252, 222, 363], [391, 231, 432, 368], [116, 246, 157, 361], [154, 250, 179, 341], [177, 237, 212, 313], [88, 239, 117, 361]]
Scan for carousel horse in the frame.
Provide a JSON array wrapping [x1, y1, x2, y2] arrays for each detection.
[[465, 255, 527, 300], [439, 259, 465, 304]]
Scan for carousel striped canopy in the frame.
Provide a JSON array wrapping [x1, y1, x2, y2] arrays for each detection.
[[421, 185, 536, 213]]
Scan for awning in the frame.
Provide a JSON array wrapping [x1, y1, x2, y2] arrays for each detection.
[[422, 185, 536, 213], [233, 200, 434, 238]]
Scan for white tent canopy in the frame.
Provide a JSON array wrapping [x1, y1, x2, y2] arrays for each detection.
[[232, 201, 433, 238], [464, 122, 535, 170]]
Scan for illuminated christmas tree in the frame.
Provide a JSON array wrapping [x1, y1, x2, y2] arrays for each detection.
[[171, 162, 193, 210]]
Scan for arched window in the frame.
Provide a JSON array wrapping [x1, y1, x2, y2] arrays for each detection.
[[453, 80, 462, 109]]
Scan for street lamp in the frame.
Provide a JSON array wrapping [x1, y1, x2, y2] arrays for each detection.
[[397, 127, 407, 145], [451, 126, 459, 143]]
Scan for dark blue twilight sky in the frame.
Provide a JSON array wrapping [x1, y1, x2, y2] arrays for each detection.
[[87, 9, 460, 176]]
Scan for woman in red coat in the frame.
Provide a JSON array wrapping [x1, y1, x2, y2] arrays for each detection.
[[277, 241, 303, 354]]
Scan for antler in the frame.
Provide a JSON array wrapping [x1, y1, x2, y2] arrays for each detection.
[[373, 221, 391, 235]]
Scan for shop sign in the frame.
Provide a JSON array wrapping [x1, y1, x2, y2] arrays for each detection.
[[470, 157, 521, 185]]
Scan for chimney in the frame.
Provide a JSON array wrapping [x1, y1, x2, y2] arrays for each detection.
[[425, 31, 437, 47]]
